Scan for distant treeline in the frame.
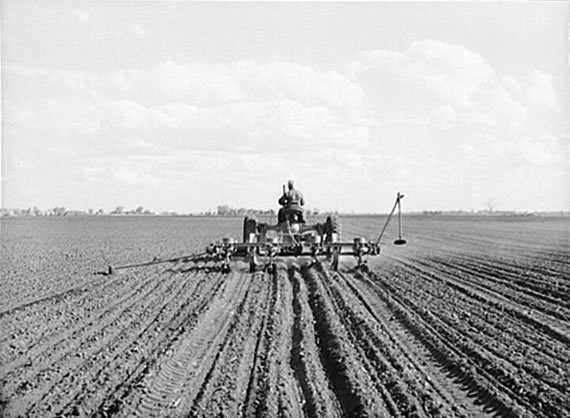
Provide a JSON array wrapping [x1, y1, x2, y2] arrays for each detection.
[[412, 210, 569, 217], [1, 205, 305, 218], [1, 206, 156, 217], [2, 207, 566, 218], [212, 205, 275, 217]]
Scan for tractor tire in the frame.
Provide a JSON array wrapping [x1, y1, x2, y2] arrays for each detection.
[[243, 217, 257, 243], [248, 250, 258, 273], [249, 261, 257, 273], [325, 215, 341, 242], [315, 222, 326, 237], [331, 247, 340, 271]]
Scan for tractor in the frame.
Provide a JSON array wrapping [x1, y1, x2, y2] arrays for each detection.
[[206, 190, 406, 273], [104, 190, 406, 276]]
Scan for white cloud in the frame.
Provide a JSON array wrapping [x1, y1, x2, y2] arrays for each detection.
[[55, 70, 96, 92], [276, 100, 331, 139], [3, 38, 566, 212], [351, 39, 494, 107], [72, 10, 90, 24], [3, 59, 371, 177], [12, 157, 35, 170], [431, 105, 457, 129], [251, 61, 365, 112], [406, 39, 494, 106], [4, 63, 48, 78], [156, 61, 242, 104], [525, 70, 559, 112], [128, 24, 146, 38], [151, 104, 198, 128], [348, 39, 560, 134], [465, 81, 528, 132], [107, 100, 148, 129], [474, 134, 565, 167], [113, 166, 157, 186], [509, 136, 565, 166]]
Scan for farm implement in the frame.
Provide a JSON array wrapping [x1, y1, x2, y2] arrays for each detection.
[[206, 191, 407, 273], [105, 192, 406, 275]]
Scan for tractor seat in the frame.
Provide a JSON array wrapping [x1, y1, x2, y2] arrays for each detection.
[[285, 210, 305, 224], [278, 207, 306, 224]]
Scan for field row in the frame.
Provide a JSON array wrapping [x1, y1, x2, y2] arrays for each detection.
[[2, 255, 567, 417]]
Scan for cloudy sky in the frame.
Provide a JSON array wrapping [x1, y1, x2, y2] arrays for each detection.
[[2, 1, 568, 213]]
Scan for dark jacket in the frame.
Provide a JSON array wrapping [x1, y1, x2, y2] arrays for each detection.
[[279, 189, 305, 210]]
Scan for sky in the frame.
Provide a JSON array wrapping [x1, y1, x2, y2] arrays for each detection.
[[2, 1, 568, 213]]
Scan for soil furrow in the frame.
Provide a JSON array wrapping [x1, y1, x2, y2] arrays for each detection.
[[187, 270, 271, 417], [241, 270, 277, 417], [269, 263, 305, 418], [289, 264, 343, 418], [0, 272, 134, 353], [2, 215, 567, 417], [451, 255, 569, 303], [367, 268, 566, 418], [301, 265, 390, 417], [0, 271, 158, 378], [0, 274, 112, 319], [1, 271, 171, 415], [314, 266, 423, 417], [133, 270, 252, 417], [430, 257, 568, 320], [383, 256, 570, 378], [343, 269, 500, 417], [59, 270, 226, 417], [390, 255, 570, 345], [18, 271, 186, 417]]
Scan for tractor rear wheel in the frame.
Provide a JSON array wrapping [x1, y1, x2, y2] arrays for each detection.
[[331, 247, 340, 271], [243, 217, 257, 243], [248, 250, 258, 273], [249, 260, 257, 273], [325, 215, 341, 242]]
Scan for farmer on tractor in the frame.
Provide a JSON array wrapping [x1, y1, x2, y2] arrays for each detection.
[[278, 179, 306, 223]]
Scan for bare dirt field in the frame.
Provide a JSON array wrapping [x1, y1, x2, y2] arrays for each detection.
[[1, 215, 568, 417]]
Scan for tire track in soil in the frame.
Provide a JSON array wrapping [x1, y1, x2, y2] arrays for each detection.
[[187, 268, 288, 418], [340, 268, 498, 417], [57, 270, 227, 418], [300, 265, 390, 417], [183, 269, 272, 417], [1, 272, 165, 410], [184, 268, 272, 418], [14, 270, 189, 417], [132, 269, 253, 417]]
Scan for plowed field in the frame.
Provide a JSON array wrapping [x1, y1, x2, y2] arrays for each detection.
[[1, 215, 568, 417]]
